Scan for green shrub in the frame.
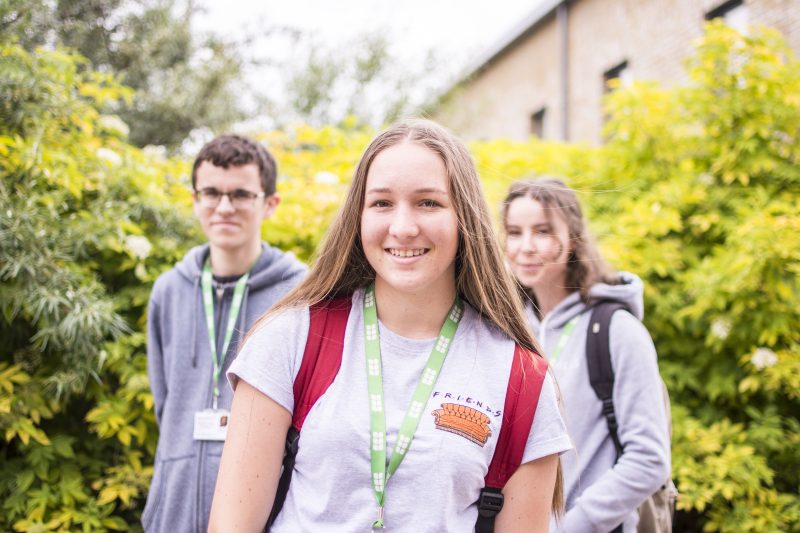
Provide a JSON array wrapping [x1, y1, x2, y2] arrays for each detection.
[[0, 42, 199, 531]]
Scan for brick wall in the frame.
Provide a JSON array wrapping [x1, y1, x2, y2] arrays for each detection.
[[434, 0, 800, 144]]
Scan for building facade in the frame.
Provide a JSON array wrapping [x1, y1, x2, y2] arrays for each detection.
[[433, 0, 800, 143]]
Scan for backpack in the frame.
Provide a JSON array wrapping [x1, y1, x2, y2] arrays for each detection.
[[265, 298, 548, 532], [586, 302, 678, 533]]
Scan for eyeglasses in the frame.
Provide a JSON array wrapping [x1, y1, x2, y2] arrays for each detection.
[[194, 188, 267, 209]]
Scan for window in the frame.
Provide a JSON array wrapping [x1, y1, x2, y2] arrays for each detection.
[[706, 0, 748, 33], [603, 61, 632, 94], [530, 107, 546, 139]]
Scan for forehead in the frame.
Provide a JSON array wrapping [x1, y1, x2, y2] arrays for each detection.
[[195, 161, 262, 190], [366, 142, 448, 191], [506, 196, 568, 228]]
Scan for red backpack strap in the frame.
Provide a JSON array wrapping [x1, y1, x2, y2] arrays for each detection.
[[291, 297, 352, 430], [485, 344, 548, 487], [476, 345, 548, 532], [267, 297, 351, 531]]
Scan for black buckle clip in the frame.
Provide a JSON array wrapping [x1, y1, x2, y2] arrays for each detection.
[[477, 490, 504, 517], [286, 426, 300, 455]]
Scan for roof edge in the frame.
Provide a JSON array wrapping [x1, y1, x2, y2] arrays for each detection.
[[465, 0, 565, 81]]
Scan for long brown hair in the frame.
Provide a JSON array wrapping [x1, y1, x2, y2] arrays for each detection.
[[249, 119, 564, 515], [501, 178, 618, 313]]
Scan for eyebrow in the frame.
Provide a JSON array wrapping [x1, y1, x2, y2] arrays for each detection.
[[365, 187, 448, 194]]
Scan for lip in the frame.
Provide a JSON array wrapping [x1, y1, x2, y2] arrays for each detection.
[[211, 220, 239, 229], [515, 262, 543, 272]]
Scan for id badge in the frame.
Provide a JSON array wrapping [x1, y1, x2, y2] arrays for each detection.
[[193, 409, 230, 441]]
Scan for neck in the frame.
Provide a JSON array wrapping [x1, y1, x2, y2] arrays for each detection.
[[208, 242, 262, 277], [533, 283, 571, 318], [374, 280, 457, 340]]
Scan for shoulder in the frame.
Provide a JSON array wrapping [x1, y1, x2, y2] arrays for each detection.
[[249, 305, 311, 344], [148, 265, 188, 305], [462, 305, 515, 346], [259, 244, 308, 279], [608, 308, 654, 348], [606, 308, 659, 375]]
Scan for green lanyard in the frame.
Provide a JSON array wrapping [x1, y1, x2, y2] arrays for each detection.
[[363, 283, 464, 530], [549, 315, 580, 363], [201, 259, 251, 410]]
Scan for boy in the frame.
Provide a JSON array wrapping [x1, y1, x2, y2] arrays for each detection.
[[142, 135, 306, 532]]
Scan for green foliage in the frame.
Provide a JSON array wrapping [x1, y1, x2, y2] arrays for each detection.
[[260, 121, 374, 261], [0, 42, 199, 530], [469, 22, 799, 532], [1, 0, 244, 149], [597, 23, 799, 531]]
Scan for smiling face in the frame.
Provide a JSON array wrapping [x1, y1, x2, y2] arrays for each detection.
[[193, 161, 278, 256], [360, 141, 459, 302], [504, 196, 571, 294]]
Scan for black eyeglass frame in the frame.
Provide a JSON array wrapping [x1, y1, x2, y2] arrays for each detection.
[[193, 187, 268, 209]]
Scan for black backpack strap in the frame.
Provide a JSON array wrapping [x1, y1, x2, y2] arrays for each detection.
[[265, 426, 300, 527], [586, 302, 628, 533], [475, 487, 504, 532], [586, 302, 627, 459]]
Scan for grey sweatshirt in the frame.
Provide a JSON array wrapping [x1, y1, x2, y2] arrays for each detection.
[[530, 273, 671, 533], [142, 243, 306, 533]]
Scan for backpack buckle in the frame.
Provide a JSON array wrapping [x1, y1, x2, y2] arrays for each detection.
[[286, 426, 300, 455], [477, 489, 504, 517], [601, 398, 619, 433]]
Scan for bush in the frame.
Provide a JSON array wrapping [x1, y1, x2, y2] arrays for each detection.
[[471, 22, 800, 532], [0, 42, 199, 531]]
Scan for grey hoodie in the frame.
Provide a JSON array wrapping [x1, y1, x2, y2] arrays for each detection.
[[530, 273, 671, 533], [142, 243, 306, 533]]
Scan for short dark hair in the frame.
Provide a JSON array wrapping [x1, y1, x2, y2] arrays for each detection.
[[191, 134, 277, 194]]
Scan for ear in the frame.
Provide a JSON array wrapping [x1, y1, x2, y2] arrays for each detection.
[[192, 189, 202, 219], [260, 193, 280, 221]]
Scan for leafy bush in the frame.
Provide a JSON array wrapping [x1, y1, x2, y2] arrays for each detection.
[[596, 23, 799, 532], [472, 22, 800, 532], [0, 42, 199, 531]]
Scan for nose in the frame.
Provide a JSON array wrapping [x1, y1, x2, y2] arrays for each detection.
[[388, 204, 420, 239], [520, 231, 537, 254], [216, 193, 236, 213]]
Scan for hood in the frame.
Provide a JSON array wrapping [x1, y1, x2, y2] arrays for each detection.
[[174, 243, 307, 291], [541, 272, 645, 329]]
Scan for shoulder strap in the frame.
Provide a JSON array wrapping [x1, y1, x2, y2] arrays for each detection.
[[266, 297, 351, 531], [586, 301, 627, 458], [475, 345, 548, 533], [291, 297, 352, 430]]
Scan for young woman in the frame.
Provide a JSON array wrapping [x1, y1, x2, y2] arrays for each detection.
[[208, 120, 571, 532], [502, 178, 671, 532]]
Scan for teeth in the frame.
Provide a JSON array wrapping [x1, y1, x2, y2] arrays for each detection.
[[389, 249, 426, 257]]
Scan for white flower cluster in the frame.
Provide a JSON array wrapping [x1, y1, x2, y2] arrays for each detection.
[[314, 171, 339, 185], [96, 147, 122, 166], [98, 115, 130, 137], [711, 318, 731, 340], [750, 347, 778, 370], [125, 235, 152, 260]]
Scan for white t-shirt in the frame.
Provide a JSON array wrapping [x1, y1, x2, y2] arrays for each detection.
[[228, 288, 571, 532]]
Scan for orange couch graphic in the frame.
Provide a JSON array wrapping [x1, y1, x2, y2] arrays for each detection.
[[432, 403, 492, 446]]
